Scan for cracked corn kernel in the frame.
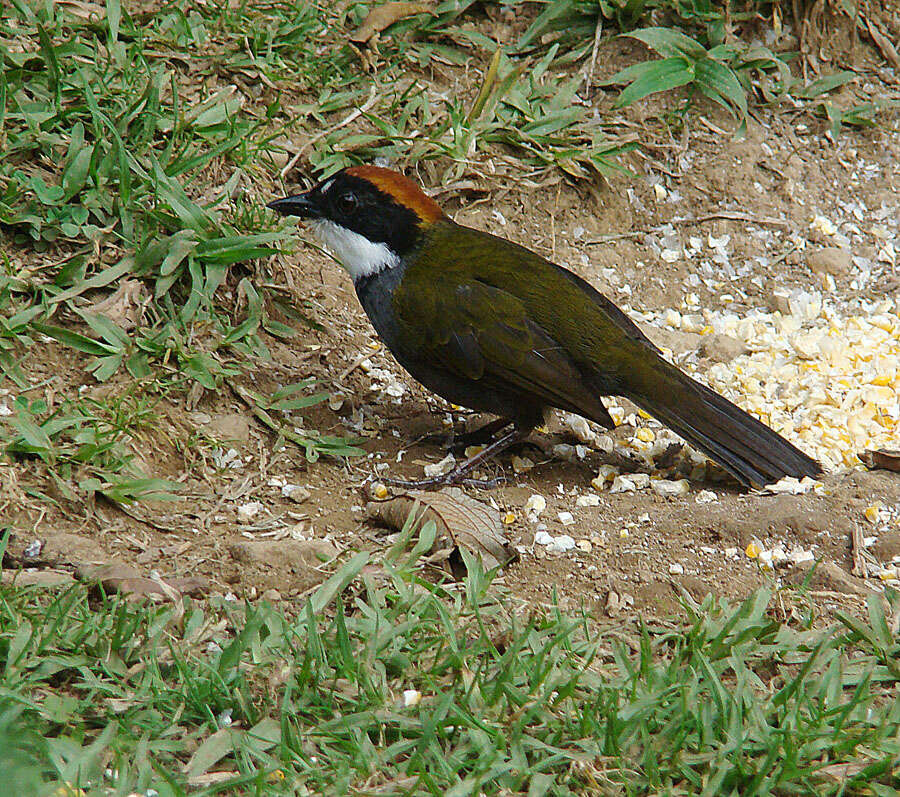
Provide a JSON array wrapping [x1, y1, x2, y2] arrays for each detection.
[[372, 482, 389, 499], [502, 512, 516, 525], [681, 295, 899, 471], [635, 428, 655, 443], [864, 504, 882, 524]]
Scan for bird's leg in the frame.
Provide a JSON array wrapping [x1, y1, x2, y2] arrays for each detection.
[[419, 416, 513, 451], [449, 417, 513, 452], [383, 427, 528, 490]]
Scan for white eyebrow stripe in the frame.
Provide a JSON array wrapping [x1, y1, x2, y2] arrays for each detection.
[[319, 178, 335, 194]]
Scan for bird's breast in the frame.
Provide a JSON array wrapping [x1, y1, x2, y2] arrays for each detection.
[[354, 265, 417, 363]]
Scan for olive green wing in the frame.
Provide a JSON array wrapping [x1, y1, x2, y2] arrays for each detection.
[[395, 276, 615, 426]]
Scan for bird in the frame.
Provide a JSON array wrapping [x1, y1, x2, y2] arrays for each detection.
[[267, 165, 822, 489]]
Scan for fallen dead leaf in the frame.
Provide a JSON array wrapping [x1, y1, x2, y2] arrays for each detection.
[[56, 0, 105, 21], [186, 772, 240, 788], [367, 487, 517, 572], [859, 449, 900, 472], [349, 1, 433, 45], [106, 696, 138, 714], [815, 760, 869, 783], [75, 563, 207, 602], [84, 279, 149, 331]]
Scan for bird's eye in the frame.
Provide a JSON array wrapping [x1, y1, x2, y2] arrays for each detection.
[[336, 192, 359, 215]]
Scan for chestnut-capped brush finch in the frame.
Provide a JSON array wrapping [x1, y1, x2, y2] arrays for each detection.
[[268, 166, 821, 489]]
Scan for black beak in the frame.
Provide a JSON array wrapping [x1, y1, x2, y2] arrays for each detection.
[[266, 192, 321, 218]]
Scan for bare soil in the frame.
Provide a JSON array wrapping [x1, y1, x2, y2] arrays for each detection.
[[3, 14, 900, 623]]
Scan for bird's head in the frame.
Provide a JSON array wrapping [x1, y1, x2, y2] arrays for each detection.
[[267, 165, 446, 282]]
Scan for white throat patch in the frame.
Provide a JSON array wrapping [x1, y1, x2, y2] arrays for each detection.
[[309, 219, 399, 281]]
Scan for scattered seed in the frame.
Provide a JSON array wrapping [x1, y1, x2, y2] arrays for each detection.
[[512, 455, 534, 473], [524, 494, 546, 518], [424, 453, 455, 478], [650, 478, 689, 498], [371, 482, 389, 500]]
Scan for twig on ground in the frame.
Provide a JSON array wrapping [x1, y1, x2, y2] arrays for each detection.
[[582, 12, 604, 91]]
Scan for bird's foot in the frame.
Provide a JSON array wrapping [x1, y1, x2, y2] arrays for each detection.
[[382, 427, 525, 491], [381, 472, 509, 491], [447, 418, 514, 453], [420, 418, 514, 454]]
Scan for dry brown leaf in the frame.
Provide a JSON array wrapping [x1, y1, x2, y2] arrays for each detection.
[[859, 449, 900, 472], [56, 1, 106, 21], [106, 696, 137, 714], [815, 760, 868, 782], [76, 563, 206, 602], [349, 2, 433, 45], [367, 487, 517, 571], [187, 772, 240, 788], [84, 279, 149, 331]]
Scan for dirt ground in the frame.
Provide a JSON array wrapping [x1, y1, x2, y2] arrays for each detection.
[[3, 13, 900, 623]]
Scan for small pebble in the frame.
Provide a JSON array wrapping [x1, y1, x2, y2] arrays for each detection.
[[237, 501, 263, 523], [548, 534, 576, 553], [282, 484, 310, 503]]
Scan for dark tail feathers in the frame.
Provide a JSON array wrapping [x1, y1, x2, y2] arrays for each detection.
[[625, 365, 822, 488]]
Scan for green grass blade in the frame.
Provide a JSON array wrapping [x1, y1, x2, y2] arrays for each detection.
[[626, 27, 707, 59], [613, 57, 695, 108]]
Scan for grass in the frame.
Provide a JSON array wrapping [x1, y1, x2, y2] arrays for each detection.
[[0, 542, 898, 795], [1, 2, 898, 794]]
